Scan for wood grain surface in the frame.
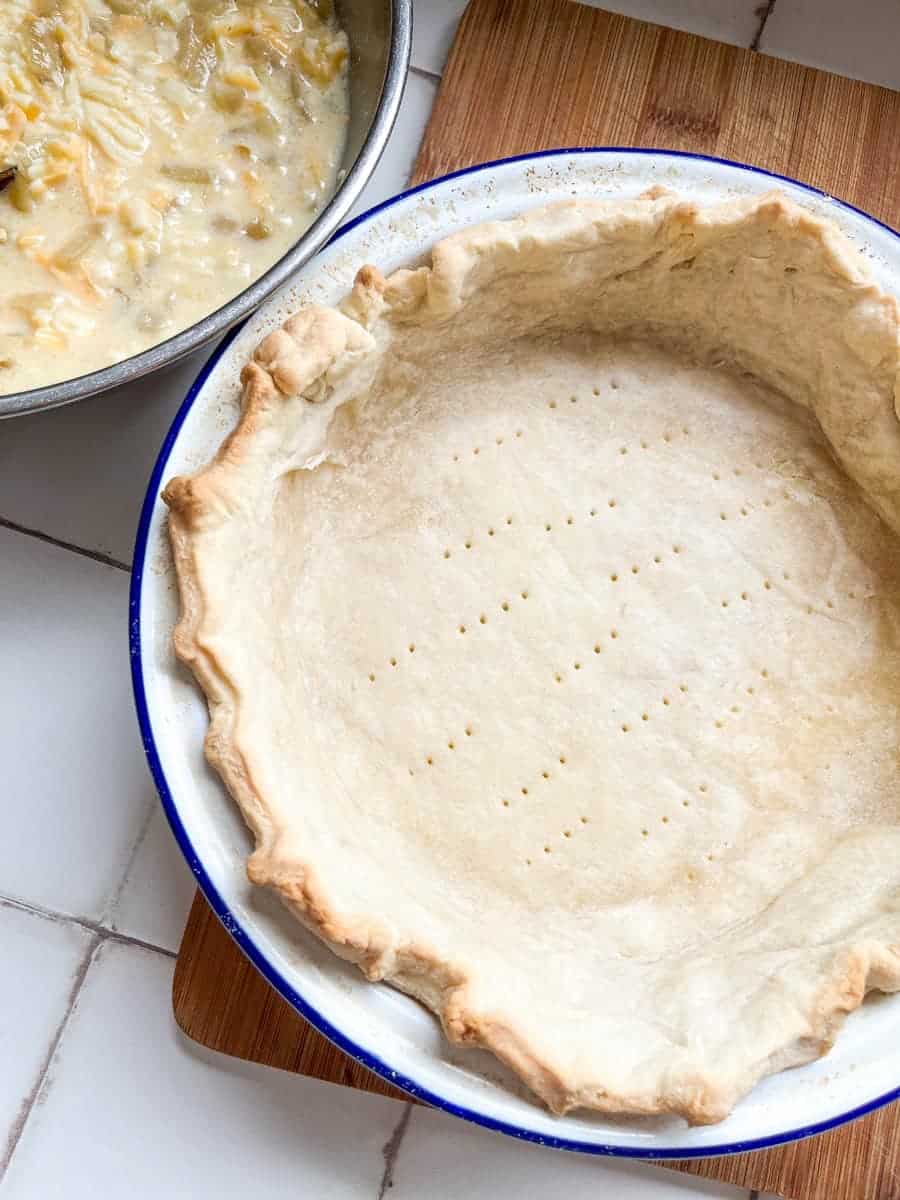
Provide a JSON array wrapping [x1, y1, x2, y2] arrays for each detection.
[[173, 3, 900, 1197]]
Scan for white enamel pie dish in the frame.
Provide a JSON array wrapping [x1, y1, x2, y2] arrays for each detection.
[[130, 148, 900, 1158]]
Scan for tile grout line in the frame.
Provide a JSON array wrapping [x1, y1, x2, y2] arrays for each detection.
[[376, 1102, 413, 1199], [0, 893, 177, 960], [100, 796, 157, 931], [0, 932, 102, 1181], [0, 514, 130, 573], [749, 0, 777, 52], [409, 63, 441, 83]]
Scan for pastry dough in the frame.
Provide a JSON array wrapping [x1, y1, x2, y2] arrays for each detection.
[[164, 190, 900, 1124]]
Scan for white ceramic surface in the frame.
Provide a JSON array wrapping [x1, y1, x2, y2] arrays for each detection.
[[0, 902, 91, 1142], [3, 1, 897, 1193], [134, 148, 900, 1158], [0, 941, 403, 1200], [760, 0, 900, 89], [2, 528, 155, 921]]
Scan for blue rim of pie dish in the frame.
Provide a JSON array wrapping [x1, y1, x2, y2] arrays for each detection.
[[130, 147, 900, 1160]]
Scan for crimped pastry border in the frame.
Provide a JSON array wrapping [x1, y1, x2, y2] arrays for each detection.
[[163, 190, 900, 1125]]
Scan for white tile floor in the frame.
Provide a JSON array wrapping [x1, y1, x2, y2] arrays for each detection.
[[1, 0, 896, 1195]]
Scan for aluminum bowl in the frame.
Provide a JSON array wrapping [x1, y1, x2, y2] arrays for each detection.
[[0, 0, 411, 419]]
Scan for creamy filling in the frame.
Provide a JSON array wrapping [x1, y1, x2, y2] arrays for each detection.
[[0, 0, 349, 394]]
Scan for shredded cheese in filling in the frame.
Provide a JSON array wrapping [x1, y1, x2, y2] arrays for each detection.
[[0, 0, 349, 394]]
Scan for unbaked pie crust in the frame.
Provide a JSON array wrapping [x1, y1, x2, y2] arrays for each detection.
[[165, 190, 900, 1124]]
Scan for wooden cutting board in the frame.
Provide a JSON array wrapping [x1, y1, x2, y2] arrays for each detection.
[[173, 2, 900, 1197]]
